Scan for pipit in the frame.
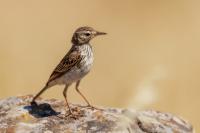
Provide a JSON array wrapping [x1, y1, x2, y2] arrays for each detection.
[[31, 26, 106, 117]]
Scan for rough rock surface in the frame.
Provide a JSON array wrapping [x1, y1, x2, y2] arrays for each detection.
[[0, 95, 193, 133]]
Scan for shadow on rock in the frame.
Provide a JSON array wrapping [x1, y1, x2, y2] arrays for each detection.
[[24, 102, 60, 118]]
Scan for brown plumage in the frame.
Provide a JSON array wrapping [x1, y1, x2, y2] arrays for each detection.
[[31, 26, 106, 117], [47, 48, 82, 84]]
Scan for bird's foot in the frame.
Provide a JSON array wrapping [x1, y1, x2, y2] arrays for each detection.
[[30, 101, 38, 107], [57, 113, 78, 120], [78, 104, 103, 111], [65, 109, 84, 119], [87, 105, 103, 111], [62, 107, 84, 119], [65, 112, 79, 119]]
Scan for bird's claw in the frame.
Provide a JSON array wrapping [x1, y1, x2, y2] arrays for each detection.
[[30, 101, 38, 107], [65, 111, 82, 119], [78, 104, 103, 111]]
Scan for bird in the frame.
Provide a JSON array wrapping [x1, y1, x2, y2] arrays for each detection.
[[31, 26, 106, 117]]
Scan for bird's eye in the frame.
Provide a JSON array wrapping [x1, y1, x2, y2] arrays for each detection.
[[85, 33, 90, 36]]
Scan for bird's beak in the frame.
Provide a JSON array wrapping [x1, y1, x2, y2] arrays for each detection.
[[95, 31, 107, 36]]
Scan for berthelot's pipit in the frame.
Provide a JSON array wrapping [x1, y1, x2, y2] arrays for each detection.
[[31, 26, 106, 117]]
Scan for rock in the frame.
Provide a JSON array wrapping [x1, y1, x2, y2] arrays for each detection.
[[0, 95, 193, 133]]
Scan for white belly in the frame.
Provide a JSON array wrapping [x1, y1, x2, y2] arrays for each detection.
[[55, 44, 93, 85], [60, 58, 93, 84]]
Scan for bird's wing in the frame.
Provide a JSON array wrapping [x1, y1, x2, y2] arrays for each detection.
[[46, 49, 82, 85]]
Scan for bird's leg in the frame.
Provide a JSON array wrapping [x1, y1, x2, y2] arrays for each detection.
[[75, 80, 102, 110], [63, 84, 78, 119], [31, 86, 48, 105], [63, 85, 72, 113]]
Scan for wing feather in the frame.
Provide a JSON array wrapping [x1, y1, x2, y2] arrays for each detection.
[[46, 48, 81, 85]]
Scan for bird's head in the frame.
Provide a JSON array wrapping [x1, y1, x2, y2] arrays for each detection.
[[71, 26, 106, 45]]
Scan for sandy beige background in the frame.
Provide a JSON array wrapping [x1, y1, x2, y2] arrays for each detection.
[[0, 0, 199, 131]]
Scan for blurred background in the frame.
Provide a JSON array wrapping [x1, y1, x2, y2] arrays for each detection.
[[0, 0, 199, 131]]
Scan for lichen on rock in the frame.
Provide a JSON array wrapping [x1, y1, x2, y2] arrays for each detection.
[[0, 95, 193, 133]]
